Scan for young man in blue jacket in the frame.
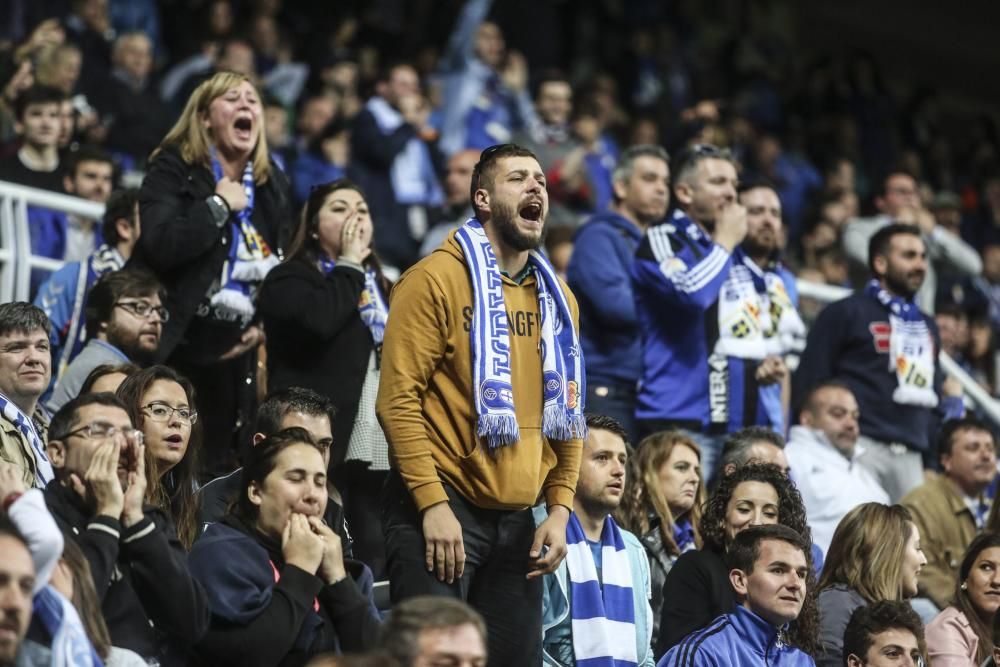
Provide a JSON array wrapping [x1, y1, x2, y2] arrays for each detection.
[[538, 414, 655, 666], [566, 145, 670, 441], [659, 524, 814, 667]]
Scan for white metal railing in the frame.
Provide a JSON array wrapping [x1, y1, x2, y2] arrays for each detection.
[[0, 180, 105, 303], [796, 279, 1000, 426]]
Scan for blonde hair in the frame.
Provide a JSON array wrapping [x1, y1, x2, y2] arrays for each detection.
[[614, 430, 704, 555], [152, 71, 270, 183], [818, 503, 915, 603]]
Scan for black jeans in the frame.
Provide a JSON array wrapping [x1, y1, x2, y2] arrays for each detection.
[[381, 470, 542, 664]]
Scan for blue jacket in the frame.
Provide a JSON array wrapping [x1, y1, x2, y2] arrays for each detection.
[[534, 506, 655, 667], [659, 606, 814, 667], [567, 211, 645, 387], [631, 210, 734, 426], [792, 290, 961, 454]]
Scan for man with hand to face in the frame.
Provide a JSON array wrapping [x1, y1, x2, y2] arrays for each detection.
[[43, 393, 209, 665], [659, 524, 814, 666], [377, 143, 584, 665]]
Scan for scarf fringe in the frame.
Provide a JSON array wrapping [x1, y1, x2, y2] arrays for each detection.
[[543, 404, 588, 441], [209, 288, 256, 318], [231, 255, 280, 282], [478, 413, 520, 450]]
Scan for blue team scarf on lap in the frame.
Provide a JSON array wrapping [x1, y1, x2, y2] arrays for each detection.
[[318, 256, 389, 345], [454, 218, 586, 449], [565, 513, 637, 667], [209, 151, 279, 318]]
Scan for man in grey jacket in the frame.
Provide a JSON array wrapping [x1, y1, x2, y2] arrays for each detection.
[[843, 171, 981, 313]]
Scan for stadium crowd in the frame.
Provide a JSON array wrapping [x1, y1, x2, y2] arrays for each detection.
[[1, 1, 1000, 666]]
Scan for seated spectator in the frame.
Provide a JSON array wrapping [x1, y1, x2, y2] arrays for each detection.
[[48, 535, 147, 666], [115, 366, 201, 549], [44, 392, 210, 664], [0, 84, 65, 191], [902, 417, 997, 612], [926, 532, 1000, 665], [538, 414, 655, 666], [659, 524, 817, 666], [34, 188, 140, 385], [717, 426, 789, 479], [0, 515, 50, 664], [134, 70, 293, 478], [842, 601, 925, 667], [0, 302, 54, 488], [78, 362, 140, 396], [614, 430, 704, 650], [419, 148, 479, 258], [259, 179, 391, 577], [47, 268, 165, 412], [196, 387, 350, 556], [657, 463, 813, 656], [816, 503, 927, 667], [784, 381, 889, 554], [188, 427, 380, 664], [378, 596, 487, 667]]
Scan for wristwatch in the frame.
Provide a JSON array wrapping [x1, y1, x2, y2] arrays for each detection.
[[207, 194, 230, 227]]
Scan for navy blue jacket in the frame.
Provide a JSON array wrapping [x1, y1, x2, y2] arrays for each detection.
[[567, 211, 645, 387], [792, 290, 949, 453], [659, 606, 814, 667]]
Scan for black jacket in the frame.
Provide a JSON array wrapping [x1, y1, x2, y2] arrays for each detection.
[[257, 259, 374, 464], [189, 516, 380, 666], [43, 482, 211, 665], [132, 146, 294, 361], [656, 548, 735, 657]]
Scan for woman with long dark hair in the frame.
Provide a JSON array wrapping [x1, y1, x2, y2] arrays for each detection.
[[926, 532, 1000, 665], [116, 365, 201, 549], [258, 178, 391, 577], [656, 462, 818, 658]]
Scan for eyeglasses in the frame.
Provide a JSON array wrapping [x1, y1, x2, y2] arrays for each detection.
[[55, 421, 144, 444], [674, 143, 733, 174], [115, 301, 169, 322], [470, 143, 517, 195], [142, 402, 198, 425]]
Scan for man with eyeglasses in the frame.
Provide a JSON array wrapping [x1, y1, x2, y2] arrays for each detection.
[[48, 268, 165, 412], [43, 392, 210, 665], [632, 143, 748, 481], [0, 302, 55, 489]]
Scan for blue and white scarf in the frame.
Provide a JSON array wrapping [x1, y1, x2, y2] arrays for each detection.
[[318, 257, 389, 345], [0, 393, 52, 487], [455, 219, 585, 449], [209, 152, 280, 318], [565, 513, 637, 667], [865, 280, 938, 407], [34, 586, 103, 666]]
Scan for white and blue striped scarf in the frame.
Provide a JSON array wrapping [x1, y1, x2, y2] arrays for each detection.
[[455, 218, 586, 449], [209, 151, 280, 319], [0, 392, 52, 487], [34, 586, 103, 666], [565, 513, 637, 667], [318, 257, 389, 345]]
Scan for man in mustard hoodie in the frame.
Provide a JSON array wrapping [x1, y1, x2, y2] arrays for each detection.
[[377, 143, 585, 664]]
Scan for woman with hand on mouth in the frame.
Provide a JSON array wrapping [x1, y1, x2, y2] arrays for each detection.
[[613, 431, 705, 650], [815, 502, 928, 667], [187, 428, 381, 666], [926, 532, 1000, 666], [133, 71, 293, 480], [116, 365, 202, 549], [655, 462, 818, 659], [258, 179, 392, 579]]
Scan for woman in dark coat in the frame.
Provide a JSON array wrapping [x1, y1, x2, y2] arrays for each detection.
[[258, 179, 391, 578], [133, 71, 293, 478]]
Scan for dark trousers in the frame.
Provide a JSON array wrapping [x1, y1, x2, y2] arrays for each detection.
[[336, 461, 389, 581], [381, 471, 542, 664]]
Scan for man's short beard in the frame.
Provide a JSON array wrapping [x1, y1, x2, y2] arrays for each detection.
[[743, 236, 776, 260], [884, 268, 921, 299], [107, 322, 158, 365], [491, 198, 542, 252]]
